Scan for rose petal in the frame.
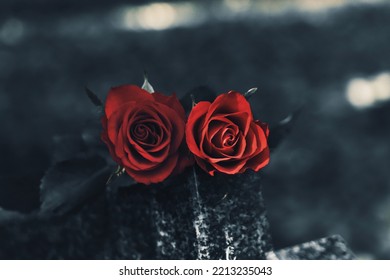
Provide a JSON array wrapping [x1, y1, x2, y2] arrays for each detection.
[[210, 124, 237, 149], [211, 132, 246, 160], [186, 101, 211, 158], [208, 116, 239, 133], [122, 121, 168, 170], [108, 108, 168, 164], [194, 156, 216, 176], [256, 120, 270, 137], [224, 111, 251, 135], [114, 122, 127, 159], [107, 103, 136, 144], [207, 120, 225, 140], [128, 117, 170, 153], [123, 105, 171, 154], [128, 134, 170, 163], [154, 102, 185, 154], [245, 146, 270, 171], [122, 145, 159, 171], [241, 125, 258, 158], [105, 85, 153, 118], [212, 158, 247, 175], [185, 90, 270, 176], [153, 92, 186, 120], [125, 154, 179, 184], [205, 91, 253, 121], [171, 143, 195, 176], [252, 121, 268, 152], [202, 117, 236, 155]]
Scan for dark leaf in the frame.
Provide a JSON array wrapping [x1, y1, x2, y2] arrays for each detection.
[[81, 125, 111, 161], [50, 122, 108, 164], [40, 154, 110, 216], [85, 87, 103, 107], [180, 86, 217, 113], [51, 134, 86, 163], [268, 108, 303, 150]]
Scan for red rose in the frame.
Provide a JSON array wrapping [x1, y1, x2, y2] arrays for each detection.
[[186, 91, 270, 175], [101, 85, 192, 184]]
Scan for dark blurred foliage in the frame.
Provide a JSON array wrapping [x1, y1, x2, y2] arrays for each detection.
[[1, 0, 390, 259]]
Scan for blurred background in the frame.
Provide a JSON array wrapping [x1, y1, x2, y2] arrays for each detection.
[[1, 0, 390, 259]]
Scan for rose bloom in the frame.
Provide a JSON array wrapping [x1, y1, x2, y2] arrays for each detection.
[[101, 85, 192, 184], [186, 91, 270, 175]]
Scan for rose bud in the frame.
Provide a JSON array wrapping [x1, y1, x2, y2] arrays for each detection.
[[186, 91, 270, 175], [101, 85, 192, 184]]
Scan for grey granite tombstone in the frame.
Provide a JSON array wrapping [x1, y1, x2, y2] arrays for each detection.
[[0, 167, 273, 259], [106, 168, 272, 259]]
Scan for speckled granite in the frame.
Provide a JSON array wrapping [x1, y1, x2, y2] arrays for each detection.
[[0, 169, 356, 260], [105, 168, 272, 260], [266, 235, 355, 260], [0, 168, 272, 259], [190, 169, 272, 260]]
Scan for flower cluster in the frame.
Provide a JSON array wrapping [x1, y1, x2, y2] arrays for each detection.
[[101, 84, 270, 184]]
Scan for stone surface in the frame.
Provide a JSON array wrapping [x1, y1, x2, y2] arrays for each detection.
[[0, 168, 272, 259], [190, 169, 272, 260], [266, 235, 355, 260], [106, 167, 272, 260]]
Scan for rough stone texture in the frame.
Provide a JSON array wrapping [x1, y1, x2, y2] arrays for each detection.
[[0, 167, 356, 260], [105, 176, 198, 260], [105, 167, 272, 260], [191, 169, 272, 260], [266, 235, 355, 260], [0, 165, 356, 260], [0, 168, 272, 259]]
